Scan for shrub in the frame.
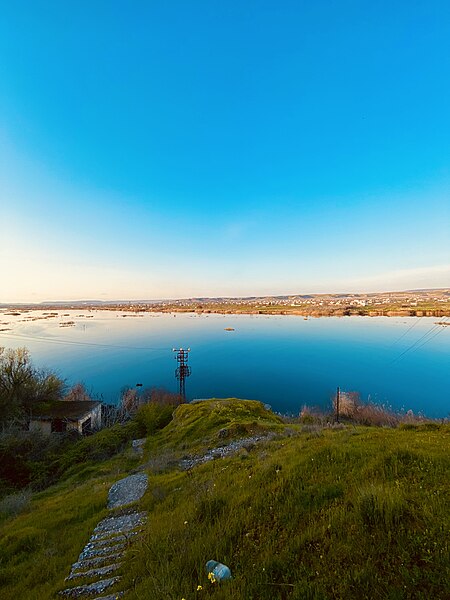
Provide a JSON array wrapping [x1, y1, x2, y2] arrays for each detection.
[[334, 391, 360, 418], [299, 405, 316, 424], [135, 403, 174, 435], [353, 403, 398, 427], [56, 421, 138, 471], [0, 490, 31, 518], [0, 420, 138, 495], [134, 388, 183, 435], [0, 430, 75, 492]]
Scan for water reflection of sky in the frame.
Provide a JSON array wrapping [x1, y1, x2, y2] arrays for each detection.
[[0, 311, 448, 417]]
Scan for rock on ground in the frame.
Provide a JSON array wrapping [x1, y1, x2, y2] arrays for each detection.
[[107, 473, 148, 509]]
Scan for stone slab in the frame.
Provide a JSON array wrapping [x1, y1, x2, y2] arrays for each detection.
[[107, 473, 148, 509], [59, 576, 121, 597]]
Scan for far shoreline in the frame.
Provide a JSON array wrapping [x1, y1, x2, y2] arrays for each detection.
[[2, 289, 449, 318], [1, 305, 450, 319]]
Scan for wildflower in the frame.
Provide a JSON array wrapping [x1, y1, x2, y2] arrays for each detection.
[[197, 584, 203, 590], [208, 571, 217, 584], [184, 520, 188, 525]]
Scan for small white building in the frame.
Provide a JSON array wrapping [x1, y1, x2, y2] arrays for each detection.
[[29, 401, 102, 434]]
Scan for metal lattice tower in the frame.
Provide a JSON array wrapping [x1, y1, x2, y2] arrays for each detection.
[[173, 347, 191, 399]]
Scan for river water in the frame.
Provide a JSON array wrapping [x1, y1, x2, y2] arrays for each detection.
[[0, 310, 448, 417]]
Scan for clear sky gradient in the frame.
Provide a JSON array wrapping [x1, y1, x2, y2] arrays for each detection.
[[1, 1, 449, 302]]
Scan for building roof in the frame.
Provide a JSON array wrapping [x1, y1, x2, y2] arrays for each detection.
[[30, 401, 102, 421]]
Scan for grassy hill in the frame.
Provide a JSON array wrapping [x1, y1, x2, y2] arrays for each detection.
[[0, 399, 449, 599]]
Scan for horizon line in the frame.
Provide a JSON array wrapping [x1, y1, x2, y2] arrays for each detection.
[[1, 287, 449, 306]]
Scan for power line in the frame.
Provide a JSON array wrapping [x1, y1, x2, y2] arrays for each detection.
[[407, 322, 449, 355], [0, 330, 163, 352], [389, 316, 423, 347], [390, 317, 449, 364]]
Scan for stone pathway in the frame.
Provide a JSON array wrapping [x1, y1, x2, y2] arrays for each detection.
[[58, 449, 148, 598], [179, 433, 274, 470], [58, 433, 270, 596]]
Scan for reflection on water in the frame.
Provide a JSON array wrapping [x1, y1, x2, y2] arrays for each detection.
[[0, 310, 448, 417]]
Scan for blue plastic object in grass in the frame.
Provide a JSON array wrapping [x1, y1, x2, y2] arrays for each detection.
[[206, 560, 232, 582]]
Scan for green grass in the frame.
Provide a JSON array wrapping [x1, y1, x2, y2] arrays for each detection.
[[0, 450, 141, 599], [120, 422, 450, 599], [1, 400, 449, 599], [154, 398, 283, 452]]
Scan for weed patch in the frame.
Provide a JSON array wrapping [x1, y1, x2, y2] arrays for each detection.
[[357, 483, 408, 530]]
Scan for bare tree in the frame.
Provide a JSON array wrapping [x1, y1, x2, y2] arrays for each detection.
[[120, 387, 140, 414], [0, 347, 65, 426], [64, 382, 92, 402], [333, 390, 360, 418]]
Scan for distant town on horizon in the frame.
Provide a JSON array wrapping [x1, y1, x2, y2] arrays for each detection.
[[2, 288, 450, 318], [1, 287, 449, 306]]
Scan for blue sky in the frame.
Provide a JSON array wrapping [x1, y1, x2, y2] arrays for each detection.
[[1, 1, 449, 302]]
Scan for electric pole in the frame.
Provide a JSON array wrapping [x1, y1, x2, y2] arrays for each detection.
[[335, 386, 340, 423], [173, 347, 191, 400]]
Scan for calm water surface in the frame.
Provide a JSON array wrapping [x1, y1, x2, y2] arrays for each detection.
[[0, 310, 449, 417]]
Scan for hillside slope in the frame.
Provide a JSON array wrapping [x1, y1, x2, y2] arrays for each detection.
[[0, 400, 449, 599]]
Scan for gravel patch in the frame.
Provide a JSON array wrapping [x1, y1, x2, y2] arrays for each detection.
[[179, 433, 273, 470]]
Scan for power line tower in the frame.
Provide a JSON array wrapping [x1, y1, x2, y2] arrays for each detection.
[[173, 347, 191, 400]]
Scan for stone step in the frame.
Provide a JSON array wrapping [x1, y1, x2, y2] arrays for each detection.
[[84, 536, 122, 549], [66, 562, 121, 581], [79, 543, 125, 560], [70, 554, 121, 572], [89, 527, 143, 543], [93, 511, 147, 537], [59, 576, 121, 597], [92, 592, 126, 600]]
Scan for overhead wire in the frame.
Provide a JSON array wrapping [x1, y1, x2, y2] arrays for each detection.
[[405, 319, 449, 355], [389, 316, 423, 347], [0, 330, 165, 352], [390, 317, 449, 365]]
